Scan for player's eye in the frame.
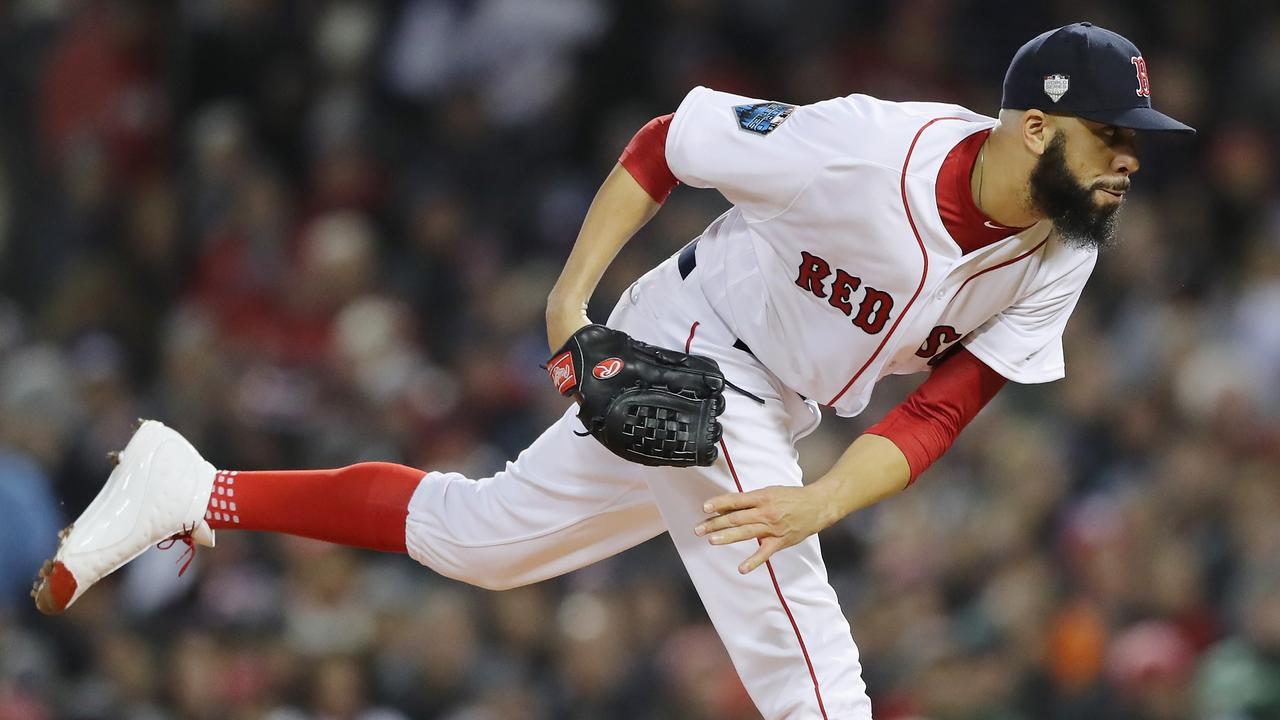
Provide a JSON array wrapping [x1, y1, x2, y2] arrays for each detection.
[[1096, 125, 1130, 148]]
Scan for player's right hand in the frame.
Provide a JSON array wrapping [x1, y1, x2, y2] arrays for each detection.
[[695, 484, 839, 574]]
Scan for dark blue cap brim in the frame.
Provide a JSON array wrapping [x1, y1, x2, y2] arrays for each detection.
[[1077, 106, 1196, 133]]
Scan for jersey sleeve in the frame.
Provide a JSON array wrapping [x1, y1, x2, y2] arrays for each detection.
[[865, 348, 1007, 485], [962, 243, 1097, 384], [665, 86, 828, 220]]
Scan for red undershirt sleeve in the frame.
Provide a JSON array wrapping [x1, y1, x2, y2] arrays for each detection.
[[864, 348, 1008, 486], [619, 113, 679, 204]]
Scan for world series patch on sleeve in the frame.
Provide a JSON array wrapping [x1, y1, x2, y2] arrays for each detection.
[[734, 102, 795, 135]]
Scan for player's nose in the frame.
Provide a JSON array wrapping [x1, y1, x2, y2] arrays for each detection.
[[1113, 154, 1139, 176], [1112, 145, 1140, 176]]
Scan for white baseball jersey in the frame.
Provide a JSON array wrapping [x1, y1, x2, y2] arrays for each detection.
[[665, 86, 1097, 416], [403, 86, 1102, 720]]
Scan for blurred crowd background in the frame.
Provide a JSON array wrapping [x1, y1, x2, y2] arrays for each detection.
[[1, 1, 1278, 718]]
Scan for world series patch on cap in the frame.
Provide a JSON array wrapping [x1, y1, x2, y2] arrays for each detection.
[[1001, 22, 1194, 133]]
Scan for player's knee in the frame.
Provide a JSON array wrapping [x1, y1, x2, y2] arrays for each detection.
[[414, 554, 534, 592], [451, 549, 546, 590], [405, 470, 549, 591]]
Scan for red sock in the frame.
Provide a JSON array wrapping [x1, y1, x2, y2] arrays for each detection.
[[204, 463, 425, 553]]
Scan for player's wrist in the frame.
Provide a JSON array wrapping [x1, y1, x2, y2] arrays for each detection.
[[809, 436, 912, 524], [546, 318, 590, 353], [807, 478, 852, 530], [545, 300, 591, 352]]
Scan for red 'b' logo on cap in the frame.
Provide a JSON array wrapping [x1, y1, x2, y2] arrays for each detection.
[[592, 357, 623, 379], [1131, 56, 1151, 97]]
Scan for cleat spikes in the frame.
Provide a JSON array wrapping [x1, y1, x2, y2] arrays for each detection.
[[107, 451, 121, 467], [33, 560, 52, 593], [31, 562, 50, 593]]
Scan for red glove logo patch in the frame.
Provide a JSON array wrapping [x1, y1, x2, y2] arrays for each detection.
[[548, 351, 577, 393], [592, 357, 624, 379]]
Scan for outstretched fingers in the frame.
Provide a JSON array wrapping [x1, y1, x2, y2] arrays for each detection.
[[697, 485, 828, 573], [694, 506, 766, 537], [697, 490, 786, 573], [702, 489, 767, 515], [706, 523, 774, 545], [740, 537, 787, 574]]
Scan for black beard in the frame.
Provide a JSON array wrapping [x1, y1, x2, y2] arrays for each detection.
[[1028, 133, 1124, 251]]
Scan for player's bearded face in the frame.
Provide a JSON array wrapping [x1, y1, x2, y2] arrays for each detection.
[[1028, 133, 1124, 250]]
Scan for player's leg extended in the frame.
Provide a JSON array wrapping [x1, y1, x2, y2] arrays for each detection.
[[33, 249, 675, 615], [33, 410, 665, 614], [402, 406, 666, 589], [192, 406, 665, 592]]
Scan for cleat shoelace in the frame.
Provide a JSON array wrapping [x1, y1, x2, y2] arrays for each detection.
[[156, 523, 198, 576]]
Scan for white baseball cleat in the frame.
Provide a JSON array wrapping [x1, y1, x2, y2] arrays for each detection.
[[32, 419, 216, 615]]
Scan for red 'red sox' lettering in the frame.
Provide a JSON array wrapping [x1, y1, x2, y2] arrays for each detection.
[[795, 251, 831, 297], [853, 288, 893, 334], [827, 269, 861, 314], [917, 325, 962, 364], [794, 251, 895, 334]]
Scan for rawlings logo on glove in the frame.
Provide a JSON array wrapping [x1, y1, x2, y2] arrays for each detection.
[[592, 358, 624, 379], [546, 325, 733, 467], [547, 352, 578, 393]]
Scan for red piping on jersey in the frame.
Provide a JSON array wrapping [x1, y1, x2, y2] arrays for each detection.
[[827, 117, 966, 408], [685, 321, 700, 353], [718, 438, 830, 719], [955, 238, 1049, 295]]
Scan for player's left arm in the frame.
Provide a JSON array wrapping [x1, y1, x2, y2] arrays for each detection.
[[546, 115, 678, 351], [696, 348, 1006, 573]]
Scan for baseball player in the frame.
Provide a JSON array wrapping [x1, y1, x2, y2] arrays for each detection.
[[34, 23, 1192, 719]]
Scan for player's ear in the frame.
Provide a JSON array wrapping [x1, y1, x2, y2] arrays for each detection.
[[1020, 110, 1048, 156]]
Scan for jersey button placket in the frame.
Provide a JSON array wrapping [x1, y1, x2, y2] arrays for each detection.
[[932, 260, 958, 302]]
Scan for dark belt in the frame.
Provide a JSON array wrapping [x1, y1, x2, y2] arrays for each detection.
[[678, 239, 699, 280], [676, 240, 754, 357]]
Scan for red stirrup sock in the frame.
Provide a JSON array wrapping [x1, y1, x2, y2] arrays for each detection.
[[204, 463, 425, 553]]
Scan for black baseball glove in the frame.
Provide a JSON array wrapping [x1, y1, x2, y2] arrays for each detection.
[[546, 324, 728, 467]]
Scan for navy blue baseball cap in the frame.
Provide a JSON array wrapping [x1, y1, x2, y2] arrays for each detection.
[[1002, 22, 1195, 133]]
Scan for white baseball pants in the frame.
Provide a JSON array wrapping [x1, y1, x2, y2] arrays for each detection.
[[404, 248, 873, 719]]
